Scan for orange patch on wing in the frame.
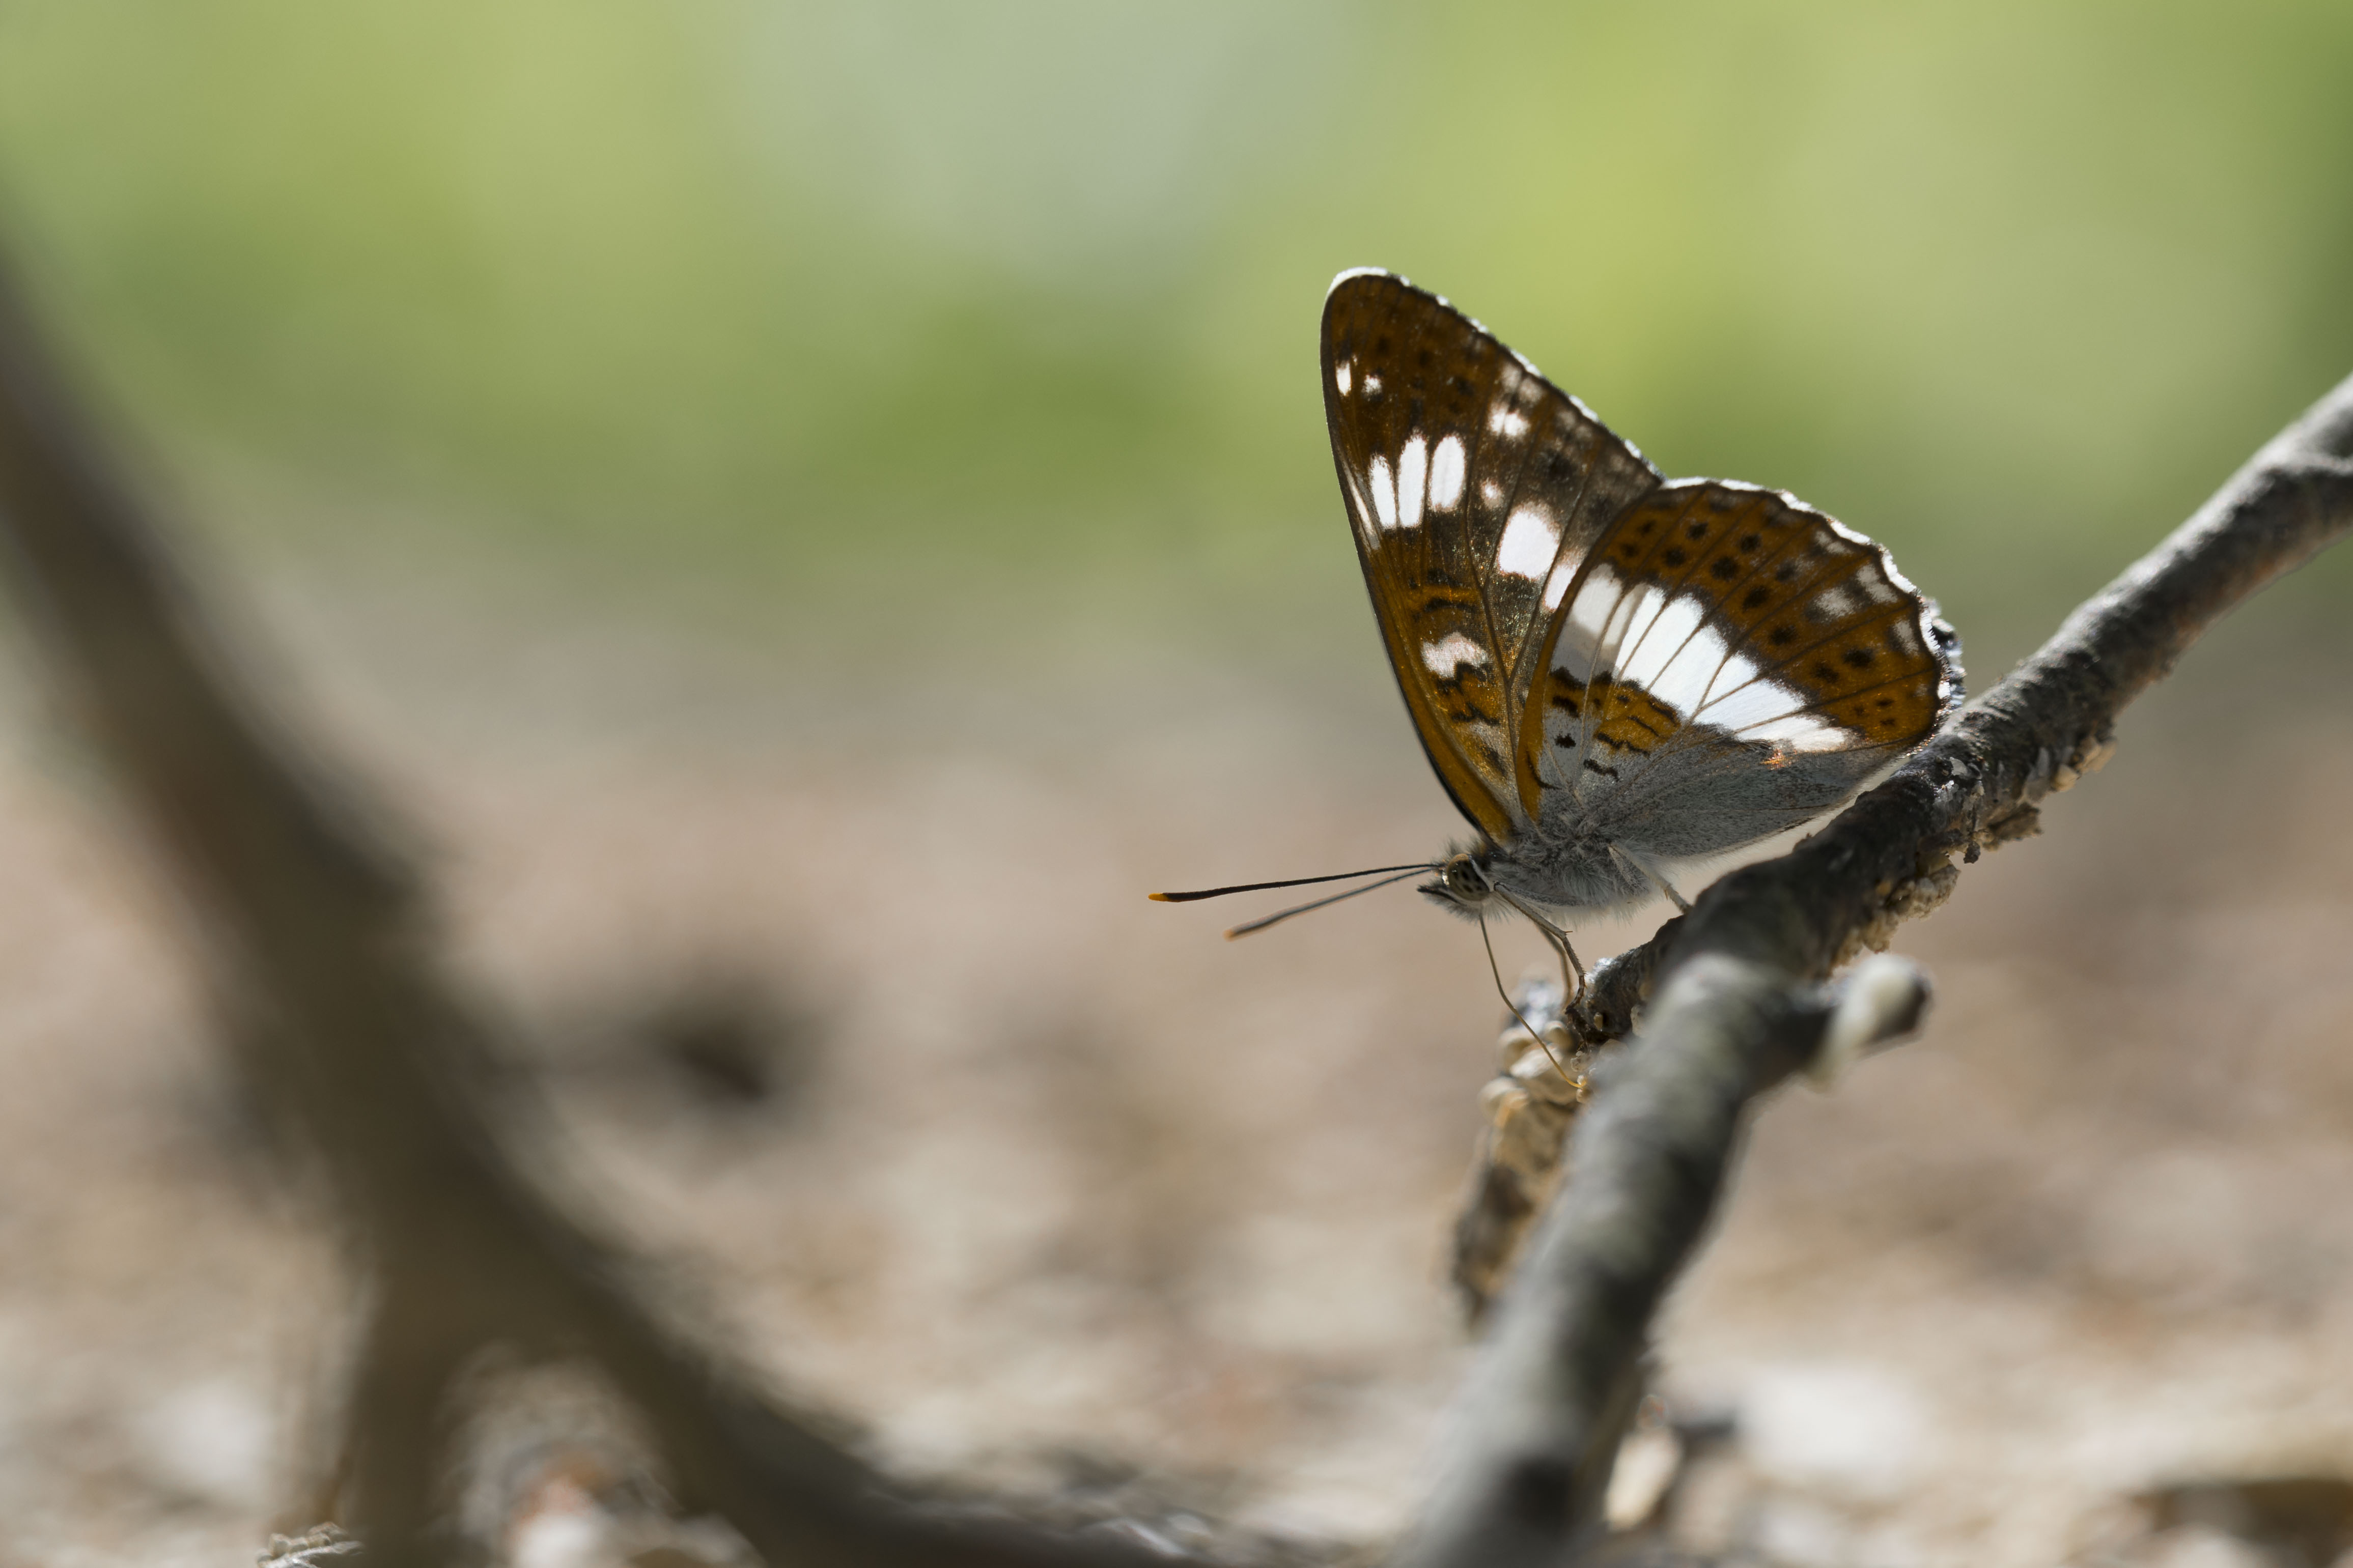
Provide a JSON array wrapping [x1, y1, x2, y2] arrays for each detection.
[[1549, 675, 1680, 756]]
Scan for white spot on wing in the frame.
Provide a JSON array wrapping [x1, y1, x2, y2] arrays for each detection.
[[1489, 402, 1529, 438], [1428, 435, 1466, 511], [1699, 675, 1815, 732], [1368, 456, 1398, 530], [1480, 479, 1503, 507], [1815, 583, 1861, 618], [1422, 633, 1490, 677], [1335, 360, 1353, 397], [1496, 505, 1560, 580], [1639, 621, 1745, 715], [1618, 594, 1713, 711], [1543, 564, 1622, 674], [1364, 373, 1383, 395], [1692, 644, 1766, 714], [1397, 435, 1428, 530], [1567, 565, 1626, 643]]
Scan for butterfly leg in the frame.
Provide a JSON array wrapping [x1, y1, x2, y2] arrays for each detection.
[[1614, 846, 1692, 915], [1499, 888, 1587, 1004], [1538, 917, 1588, 1022], [1554, 925, 1587, 999]]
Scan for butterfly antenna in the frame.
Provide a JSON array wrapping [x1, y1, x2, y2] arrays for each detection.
[[1150, 864, 1431, 904], [1222, 867, 1427, 938], [1478, 908, 1570, 1076]]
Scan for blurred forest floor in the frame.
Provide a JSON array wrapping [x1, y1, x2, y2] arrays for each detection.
[[3, 536, 2351, 1568]]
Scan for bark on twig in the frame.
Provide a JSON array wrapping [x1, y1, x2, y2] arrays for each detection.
[[1395, 371, 2353, 1568], [0, 261, 1192, 1563]]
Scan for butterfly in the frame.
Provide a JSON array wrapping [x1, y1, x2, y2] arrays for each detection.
[[1159, 270, 1962, 1000]]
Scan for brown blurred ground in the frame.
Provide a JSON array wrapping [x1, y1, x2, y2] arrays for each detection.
[[1, 548, 2349, 1567]]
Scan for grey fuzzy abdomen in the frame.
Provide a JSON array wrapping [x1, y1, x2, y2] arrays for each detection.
[[1488, 829, 1654, 918]]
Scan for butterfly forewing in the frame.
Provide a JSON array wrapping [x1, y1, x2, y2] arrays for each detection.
[[1322, 271, 1660, 841]]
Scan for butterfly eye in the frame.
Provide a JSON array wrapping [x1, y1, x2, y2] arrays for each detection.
[[1441, 854, 1489, 900]]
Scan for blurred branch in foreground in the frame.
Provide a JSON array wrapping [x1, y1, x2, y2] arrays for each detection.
[[0, 263, 1198, 1563], [1404, 369, 2353, 1568]]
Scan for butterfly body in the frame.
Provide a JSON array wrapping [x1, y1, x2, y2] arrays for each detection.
[[1324, 270, 1963, 940], [1422, 831, 1650, 924]]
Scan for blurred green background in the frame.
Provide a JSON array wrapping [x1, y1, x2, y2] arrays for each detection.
[[0, 0, 2347, 665]]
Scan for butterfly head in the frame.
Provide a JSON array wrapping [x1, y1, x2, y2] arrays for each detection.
[[1420, 846, 1502, 919]]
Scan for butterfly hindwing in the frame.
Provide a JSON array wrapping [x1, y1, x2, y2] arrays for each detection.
[[1520, 479, 1962, 857], [1321, 270, 1660, 842]]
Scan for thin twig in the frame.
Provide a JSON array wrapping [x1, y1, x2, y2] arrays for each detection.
[[0, 256, 1196, 1563], [1393, 370, 2353, 1568]]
